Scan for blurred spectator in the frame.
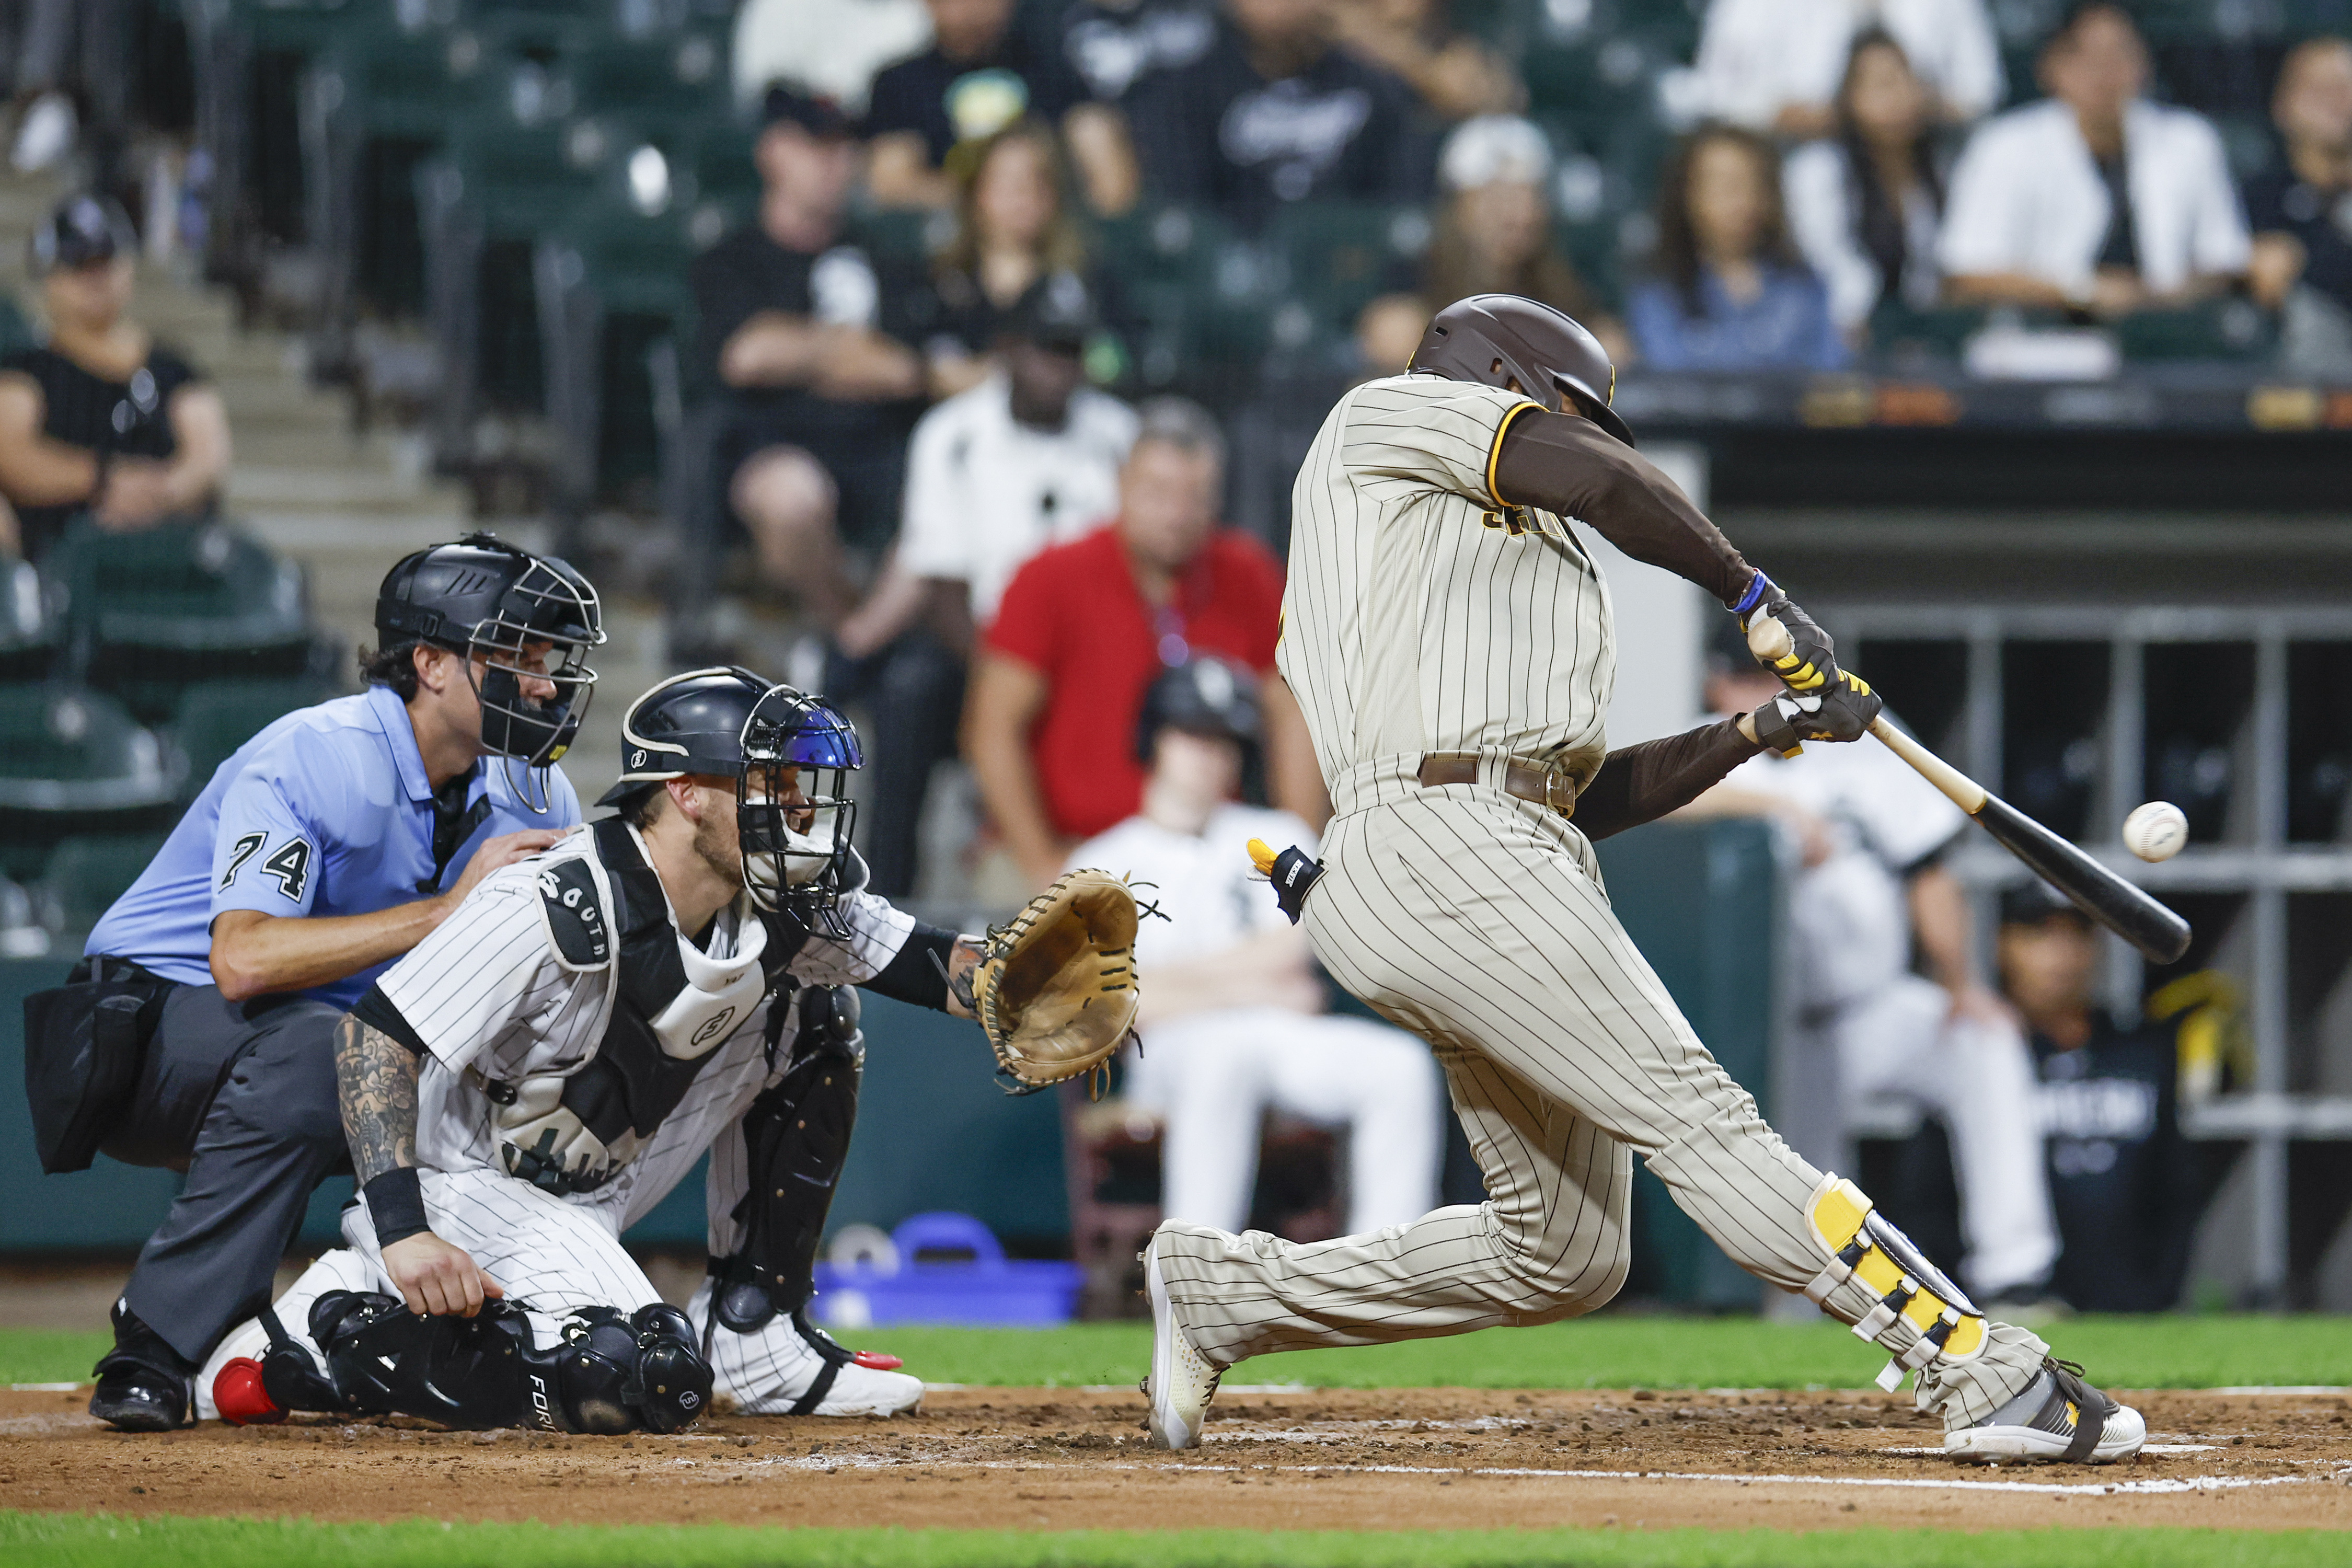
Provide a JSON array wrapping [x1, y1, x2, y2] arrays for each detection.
[[2246, 38, 2352, 373], [11, 0, 134, 187], [1692, 0, 2000, 141], [1999, 884, 2203, 1313], [830, 274, 1137, 897], [691, 90, 927, 631], [866, 0, 1138, 214], [1939, 3, 2249, 317], [733, 0, 934, 116], [1074, 657, 1440, 1235], [1784, 31, 1949, 338], [1328, 0, 1523, 123], [1416, 115, 1625, 361], [0, 197, 230, 564], [1046, 0, 1218, 105], [1627, 125, 1848, 371], [920, 122, 1094, 398], [1126, 0, 1436, 229], [964, 398, 1322, 890], [1684, 638, 2058, 1304]]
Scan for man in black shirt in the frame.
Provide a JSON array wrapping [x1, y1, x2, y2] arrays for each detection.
[[864, 0, 1094, 208], [0, 197, 231, 563], [1126, 0, 1436, 229], [689, 89, 927, 632], [1998, 885, 2205, 1313], [2247, 37, 2352, 371]]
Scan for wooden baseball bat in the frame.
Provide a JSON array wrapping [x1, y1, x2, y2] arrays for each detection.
[[1746, 613, 2192, 964]]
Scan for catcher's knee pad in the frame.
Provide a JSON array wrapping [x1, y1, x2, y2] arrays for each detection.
[[317, 1293, 712, 1434], [713, 993, 863, 1333], [1803, 1174, 1986, 1391]]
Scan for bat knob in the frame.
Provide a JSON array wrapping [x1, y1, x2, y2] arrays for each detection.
[[1746, 609, 1794, 662]]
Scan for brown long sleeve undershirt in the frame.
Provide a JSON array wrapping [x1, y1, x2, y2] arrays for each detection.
[[1574, 717, 1761, 843], [1492, 408, 1756, 609]]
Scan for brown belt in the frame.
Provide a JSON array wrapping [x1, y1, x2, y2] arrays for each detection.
[[1416, 753, 1578, 816]]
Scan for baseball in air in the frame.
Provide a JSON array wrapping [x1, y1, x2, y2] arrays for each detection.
[[2122, 801, 2189, 862]]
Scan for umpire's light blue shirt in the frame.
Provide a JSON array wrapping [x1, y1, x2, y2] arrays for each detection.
[[87, 683, 582, 1009]]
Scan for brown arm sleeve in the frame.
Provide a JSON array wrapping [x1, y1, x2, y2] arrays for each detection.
[[1492, 409, 1756, 608], [1573, 717, 1761, 843]]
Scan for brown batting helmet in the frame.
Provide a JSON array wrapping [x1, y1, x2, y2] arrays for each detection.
[[1410, 294, 1633, 447]]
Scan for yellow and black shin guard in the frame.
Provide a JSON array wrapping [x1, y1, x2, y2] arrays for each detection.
[[1803, 1175, 1986, 1392]]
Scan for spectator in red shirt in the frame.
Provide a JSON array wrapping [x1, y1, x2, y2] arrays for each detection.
[[965, 398, 1326, 889]]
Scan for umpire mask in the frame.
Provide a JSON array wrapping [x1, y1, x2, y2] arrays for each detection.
[[738, 685, 863, 937]]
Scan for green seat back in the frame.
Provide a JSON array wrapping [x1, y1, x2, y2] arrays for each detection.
[[171, 678, 340, 793], [41, 833, 171, 936]]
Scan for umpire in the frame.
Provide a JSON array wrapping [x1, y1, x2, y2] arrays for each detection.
[[24, 533, 603, 1431]]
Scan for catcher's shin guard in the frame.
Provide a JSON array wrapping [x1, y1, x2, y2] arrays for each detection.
[[315, 1292, 711, 1433], [1803, 1175, 1987, 1391], [215, 1306, 348, 1425], [711, 985, 863, 1335]]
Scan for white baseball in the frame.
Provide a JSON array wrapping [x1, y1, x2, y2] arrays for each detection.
[[2122, 801, 2188, 862]]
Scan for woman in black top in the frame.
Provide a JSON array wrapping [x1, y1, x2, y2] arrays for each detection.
[[0, 197, 231, 563], [919, 121, 1094, 398]]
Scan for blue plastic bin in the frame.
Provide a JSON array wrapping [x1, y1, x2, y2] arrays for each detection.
[[811, 1211, 1084, 1327]]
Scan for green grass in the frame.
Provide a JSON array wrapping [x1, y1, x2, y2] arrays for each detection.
[[9, 1517, 2352, 1568], [10, 1315, 2351, 1392]]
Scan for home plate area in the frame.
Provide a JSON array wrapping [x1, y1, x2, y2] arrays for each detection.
[[5, 1386, 2348, 1533]]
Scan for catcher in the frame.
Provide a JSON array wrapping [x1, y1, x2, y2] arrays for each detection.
[[192, 668, 1137, 1432]]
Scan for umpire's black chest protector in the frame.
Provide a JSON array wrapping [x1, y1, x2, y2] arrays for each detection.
[[536, 819, 798, 1177]]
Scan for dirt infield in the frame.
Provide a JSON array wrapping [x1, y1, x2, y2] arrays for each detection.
[[6, 1384, 2349, 1534]]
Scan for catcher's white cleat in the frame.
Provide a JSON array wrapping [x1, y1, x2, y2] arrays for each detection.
[[1142, 1231, 1222, 1450], [1944, 1357, 2145, 1463]]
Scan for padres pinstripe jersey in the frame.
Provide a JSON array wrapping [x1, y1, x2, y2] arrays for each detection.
[[366, 823, 913, 1177], [1281, 372, 1616, 791]]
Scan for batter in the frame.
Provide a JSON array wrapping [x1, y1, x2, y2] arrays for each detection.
[[1139, 295, 2144, 1466]]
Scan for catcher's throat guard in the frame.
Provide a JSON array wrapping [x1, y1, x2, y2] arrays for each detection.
[[1804, 1175, 1987, 1391], [974, 868, 1144, 1094]]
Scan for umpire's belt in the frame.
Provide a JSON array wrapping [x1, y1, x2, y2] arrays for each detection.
[[1417, 753, 1577, 817]]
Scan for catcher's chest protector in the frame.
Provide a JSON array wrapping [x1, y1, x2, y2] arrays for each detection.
[[513, 820, 787, 1183]]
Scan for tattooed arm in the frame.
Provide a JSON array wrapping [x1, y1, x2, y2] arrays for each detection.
[[333, 1013, 503, 1317]]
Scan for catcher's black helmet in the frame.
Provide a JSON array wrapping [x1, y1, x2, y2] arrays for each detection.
[[1134, 655, 1262, 763], [375, 532, 604, 803], [1410, 294, 1633, 447], [600, 668, 866, 936]]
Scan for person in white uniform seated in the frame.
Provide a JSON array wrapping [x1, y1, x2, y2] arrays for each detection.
[[1069, 655, 1443, 1236], [1678, 629, 2059, 1306]]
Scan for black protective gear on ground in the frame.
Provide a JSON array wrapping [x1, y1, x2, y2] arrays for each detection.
[[711, 987, 865, 1334], [1133, 655, 1262, 762], [313, 1291, 712, 1434], [255, 1305, 343, 1414], [1411, 294, 1633, 445]]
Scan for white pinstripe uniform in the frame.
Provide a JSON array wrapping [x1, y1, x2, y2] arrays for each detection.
[[1150, 372, 2050, 1428], [197, 824, 919, 1420]]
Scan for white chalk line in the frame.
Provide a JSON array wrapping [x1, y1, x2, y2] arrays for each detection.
[[733, 1451, 2346, 1497]]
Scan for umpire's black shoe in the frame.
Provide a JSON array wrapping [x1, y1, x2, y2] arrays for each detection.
[[89, 1300, 193, 1432]]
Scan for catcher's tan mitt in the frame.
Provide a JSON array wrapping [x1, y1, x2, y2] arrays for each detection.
[[973, 868, 1142, 1090]]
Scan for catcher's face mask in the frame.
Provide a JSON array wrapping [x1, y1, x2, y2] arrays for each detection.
[[739, 687, 862, 936], [463, 557, 604, 812]]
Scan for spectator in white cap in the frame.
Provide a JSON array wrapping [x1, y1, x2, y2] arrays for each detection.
[[1356, 116, 1625, 375], [1784, 30, 1950, 338], [1693, 0, 2001, 141]]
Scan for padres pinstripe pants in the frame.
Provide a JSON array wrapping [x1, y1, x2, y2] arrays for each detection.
[[1153, 755, 2050, 1426]]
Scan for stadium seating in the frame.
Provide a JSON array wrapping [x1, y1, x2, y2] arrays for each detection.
[[170, 677, 343, 797], [0, 685, 184, 884], [38, 834, 174, 937]]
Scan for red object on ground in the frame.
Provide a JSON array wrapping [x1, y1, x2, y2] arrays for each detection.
[[852, 1350, 905, 1371], [212, 1356, 285, 1426], [985, 525, 1284, 841]]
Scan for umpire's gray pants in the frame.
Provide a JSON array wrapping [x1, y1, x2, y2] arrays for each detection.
[[97, 983, 348, 1364], [1153, 756, 2049, 1428]]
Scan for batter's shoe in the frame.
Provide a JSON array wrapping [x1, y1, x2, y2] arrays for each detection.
[[1944, 1357, 2145, 1464], [88, 1300, 193, 1433], [1140, 1233, 1221, 1450]]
